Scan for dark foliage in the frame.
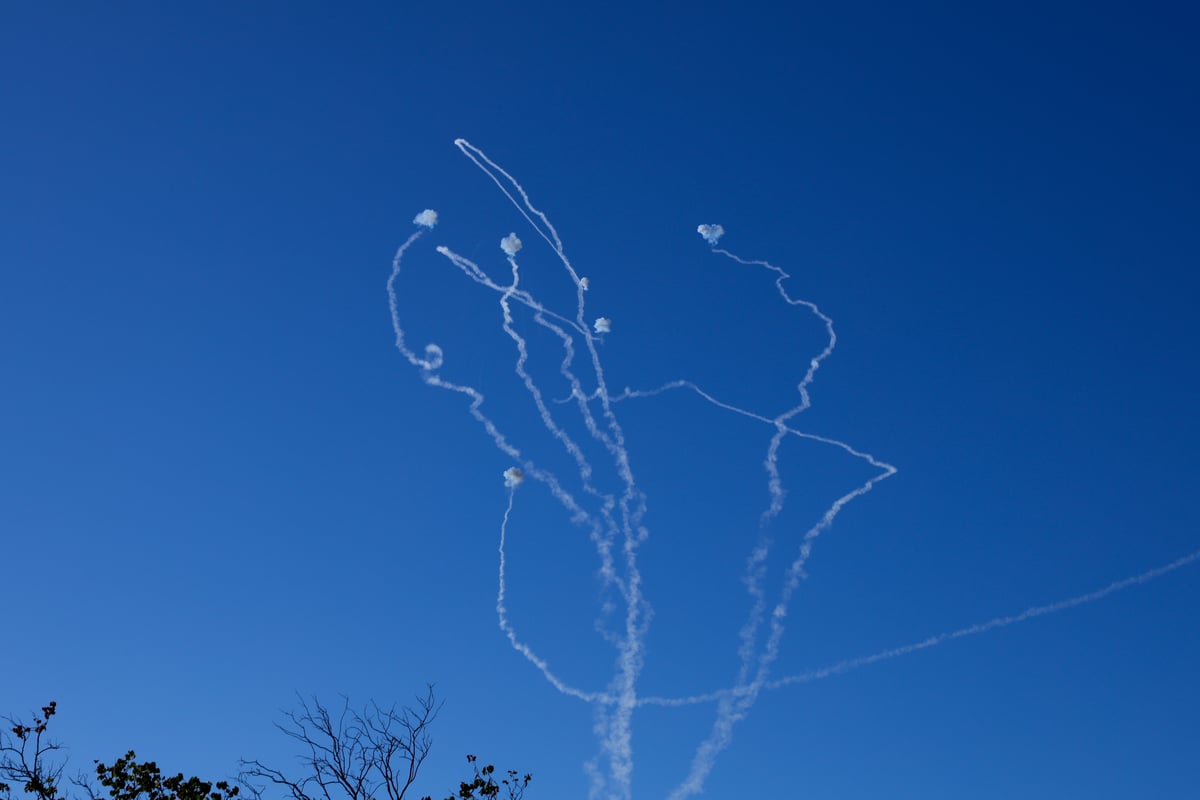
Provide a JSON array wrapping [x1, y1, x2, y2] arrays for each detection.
[[2, 703, 235, 800], [3, 699, 528, 800]]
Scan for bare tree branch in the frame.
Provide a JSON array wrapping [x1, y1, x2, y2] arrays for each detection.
[[239, 689, 440, 800], [5, 696, 526, 800]]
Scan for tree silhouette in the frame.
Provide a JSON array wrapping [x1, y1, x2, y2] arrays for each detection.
[[2, 698, 528, 800], [238, 690, 529, 800], [2, 702, 237, 800], [1, 702, 64, 800]]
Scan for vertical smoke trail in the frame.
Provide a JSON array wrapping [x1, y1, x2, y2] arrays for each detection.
[[451, 141, 651, 799], [722, 248, 841, 669], [397, 190, 892, 798], [497, 248, 627, 598], [714, 247, 844, 724], [497, 488, 611, 703], [395, 198, 895, 799], [428, 233, 644, 797], [393, 147, 1194, 800], [666, 240, 895, 800], [388, 220, 612, 707], [710, 246, 839, 523], [389, 231, 592, 531], [667, 464, 895, 798]]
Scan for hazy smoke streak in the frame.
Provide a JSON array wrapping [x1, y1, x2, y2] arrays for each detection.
[[496, 489, 609, 700], [390, 234, 595, 527], [498, 252, 625, 596], [390, 145, 1200, 799], [437, 240, 628, 597], [392, 193, 891, 800], [498, 490, 611, 703], [429, 236, 643, 797], [664, 240, 885, 800], [436, 246, 585, 336], [454, 139, 570, 269], [638, 547, 1200, 707], [449, 142, 651, 800]]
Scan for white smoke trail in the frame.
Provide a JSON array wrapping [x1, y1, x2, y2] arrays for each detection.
[[663, 237, 884, 800], [708, 245, 839, 524], [393, 189, 890, 799], [389, 231, 595, 528], [388, 219, 609, 706], [390, 153, 1194, 799], [718, 248, 842, 677], [696, 245, 847, 763], [638, 547, 1200, 707], [496, 543, 1200, 711], [453, 139, 572, 277], [431, 236, 643, 797], [450, 141, 651, 799], [497, 489, 612, 703], [498, 250, 626, 596]]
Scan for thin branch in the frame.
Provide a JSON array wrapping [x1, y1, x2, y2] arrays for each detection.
[[239, 689, 440, 800]]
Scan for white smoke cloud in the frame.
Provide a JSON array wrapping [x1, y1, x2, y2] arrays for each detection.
[[501, 233, 523, 255], [593, 317, 611, 334], [697, 223, 725, 245], [580, 277, 590, 291], [503, 466, 525, 487], [413, 209, 438, 228]]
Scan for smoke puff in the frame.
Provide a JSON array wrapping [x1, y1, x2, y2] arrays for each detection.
[[413, 209, 438, 228], [580, 277, 590, 291], [594, 317, 612, 334], [501, 233, 523, 255], [503, 467, 525, 487], [697, 224, 725, 245]]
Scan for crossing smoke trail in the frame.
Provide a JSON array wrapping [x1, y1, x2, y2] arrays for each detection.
[[766, 546, 1200, 690], [657, 242, 893, 800], [391, 141, 894, 799], [392, 141, 652, 799], [389, 220, 602, 706], [498, 489, 609, 704], [448, 140, 651, 799], [635, 546, 1200, 707], [388, 142, 1194, 799]]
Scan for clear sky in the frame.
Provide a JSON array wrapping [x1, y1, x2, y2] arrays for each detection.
[[3, 3, 1198, 799]]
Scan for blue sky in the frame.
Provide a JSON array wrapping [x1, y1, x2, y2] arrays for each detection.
[[3, 2, 1198, 798]]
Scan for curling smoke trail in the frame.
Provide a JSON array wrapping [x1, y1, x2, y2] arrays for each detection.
[[498, 489, 610, 704], [394, 142, 888, 800], [391, 144, 1197, 799], [394, 145, 651, 798], [449, 140, 651, 800], [498, 249, 626, 598], [389, 228, 602, 705], [661, 240, 893, 800]]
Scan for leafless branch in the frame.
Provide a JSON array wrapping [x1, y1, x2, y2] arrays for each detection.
[[239, 689, 440, 800]]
